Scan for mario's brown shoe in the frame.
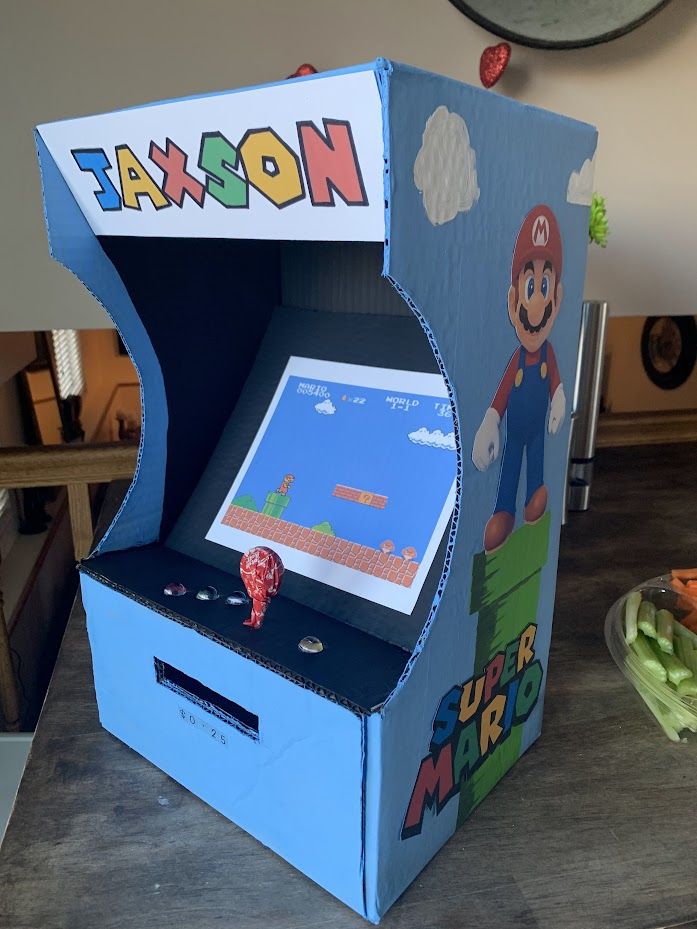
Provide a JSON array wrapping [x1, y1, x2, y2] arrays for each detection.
[[484, 511, 515, 553], [524, 484, 548, 524]]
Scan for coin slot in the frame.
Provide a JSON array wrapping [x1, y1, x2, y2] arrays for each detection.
[[154, 657, 259, 739]]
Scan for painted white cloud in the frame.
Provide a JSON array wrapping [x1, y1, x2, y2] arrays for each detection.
[[315, 398, 336, 415], [408, 427, 456, 451], [567, 152, 596, 206], [413, 105, 480, 226]]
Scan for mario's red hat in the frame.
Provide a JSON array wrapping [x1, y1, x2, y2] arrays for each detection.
[[511, 204, 562, 285]]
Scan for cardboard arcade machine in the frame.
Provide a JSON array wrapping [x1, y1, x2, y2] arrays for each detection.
[[36, 61, 596, 921]]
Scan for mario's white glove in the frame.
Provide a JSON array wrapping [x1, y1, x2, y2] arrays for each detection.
[[548, 384, 566, 434], [472, 407, 500, 471]]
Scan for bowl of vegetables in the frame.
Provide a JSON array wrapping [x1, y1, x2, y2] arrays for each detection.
[[605, 569, 697, 741]]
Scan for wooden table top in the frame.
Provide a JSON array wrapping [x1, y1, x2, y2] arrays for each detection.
[[2, 444, 697, 929]]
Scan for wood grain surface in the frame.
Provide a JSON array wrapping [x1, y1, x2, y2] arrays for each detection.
[[0, 442, 137, 489], [2, 447, 697, 929]]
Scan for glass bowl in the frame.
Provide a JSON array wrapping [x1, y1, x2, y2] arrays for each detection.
[[605, 575, 697, 741]]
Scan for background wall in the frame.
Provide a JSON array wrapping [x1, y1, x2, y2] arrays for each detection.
[[1, 0, 696, 330], [79, 330, 139, 441], [603, 316, 697, 412]]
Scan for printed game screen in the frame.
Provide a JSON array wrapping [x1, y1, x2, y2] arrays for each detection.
[[207, 357, 457, 613]]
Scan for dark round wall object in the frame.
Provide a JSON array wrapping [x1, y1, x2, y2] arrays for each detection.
[[448, 0, 672, 49], [640, 316, 697, 390]]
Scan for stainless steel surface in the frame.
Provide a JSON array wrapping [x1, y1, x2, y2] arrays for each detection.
[[568, 300, 609, 512], [571, 301, 609, 461], [568, 460, 593, 511], [562, 415, 574, 526], [568, 482, 591, 511]]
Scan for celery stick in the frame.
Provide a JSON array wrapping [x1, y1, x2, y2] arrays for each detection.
[[624, 591, 642, 644], [672, 702, 697, 732], [650, 640, 692, 685], [675, 635, 693, 670], [656, 609, 674, 654], [637, 601, 657, 638], [677, 678, 697, 698], [681, 639, 697, 677], [638, 687, 682, 741], [631, 632, 667, 681]]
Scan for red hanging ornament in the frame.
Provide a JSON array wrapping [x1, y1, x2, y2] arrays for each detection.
[[479, 42, 511, 89], [239, 546, 284, 630], [287, 63, 318, 79]]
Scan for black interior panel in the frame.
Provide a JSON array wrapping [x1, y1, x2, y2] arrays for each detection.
[[98, 236, 281, 537], [166, 304, 452, 651], [82, 544, 411, 714]]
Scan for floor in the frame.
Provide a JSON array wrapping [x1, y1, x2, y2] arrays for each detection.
[[0, 735, 31, 840]]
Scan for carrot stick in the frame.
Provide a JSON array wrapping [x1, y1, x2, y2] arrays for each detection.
[[671, 578, 697, 610], [680, 612, 697, 633], [672, 568, 697, 580], [671, 578, 691, 595], [686, 580, 697, 591]]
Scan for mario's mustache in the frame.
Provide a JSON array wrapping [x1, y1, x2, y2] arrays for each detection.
[[519, 301, 552, 335]]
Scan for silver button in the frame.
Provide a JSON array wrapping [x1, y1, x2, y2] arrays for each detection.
[[298, 636, 324, 654], [164, 582, 187, 597], [196, 586, 220, 601]]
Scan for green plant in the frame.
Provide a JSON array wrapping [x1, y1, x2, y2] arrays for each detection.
[[589, 192, 609, 248]]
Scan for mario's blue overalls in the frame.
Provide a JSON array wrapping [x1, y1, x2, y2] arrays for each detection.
[[495, 342, 549, 516]]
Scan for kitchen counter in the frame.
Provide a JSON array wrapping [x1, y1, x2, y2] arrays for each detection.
[[1, 443, 696, 929]]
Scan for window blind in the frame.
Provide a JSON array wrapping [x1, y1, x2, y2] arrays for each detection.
[[51, 329, 85, 398]]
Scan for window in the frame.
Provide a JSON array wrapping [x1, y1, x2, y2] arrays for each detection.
[[51, 330, 85, 398]]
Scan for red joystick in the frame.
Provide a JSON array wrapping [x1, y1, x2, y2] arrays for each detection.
[[239, 546, 284, 630]]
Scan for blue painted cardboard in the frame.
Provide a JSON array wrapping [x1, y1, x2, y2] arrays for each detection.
[[82, 574, 366, 913], [34, 132, 168, 552], [370, 64, 596, 915], [35, 60, 596, 922]]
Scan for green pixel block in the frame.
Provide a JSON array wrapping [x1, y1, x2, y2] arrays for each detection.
[[470, 512, 550, 613], [458, 513, 551, 827], [261, 491, 291, 519]]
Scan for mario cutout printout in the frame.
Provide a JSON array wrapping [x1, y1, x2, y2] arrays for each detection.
[[401, 204, 570, 839], [472, 204, 566, 553]]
